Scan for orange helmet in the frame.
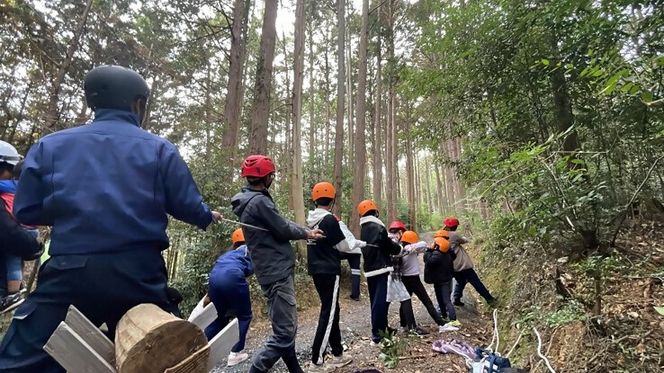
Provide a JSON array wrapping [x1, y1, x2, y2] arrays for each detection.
[[357, 199, 378, 216], [312, 182, 336, 201], [231, 228, 245, 244], [401, 231, 419, 244], [433, 229, 449, 239], [433, 237, 450, 252]]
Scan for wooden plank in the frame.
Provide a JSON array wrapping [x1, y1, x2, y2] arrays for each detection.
[[44, 322, 116, 373], [188, 301, 217, 331], [207, 318, 239, 371], [65, 305, 115, 366], [164, 345, 209, 373]]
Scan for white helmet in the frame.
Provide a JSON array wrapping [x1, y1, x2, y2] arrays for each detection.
[[0, 141, 22, 166]]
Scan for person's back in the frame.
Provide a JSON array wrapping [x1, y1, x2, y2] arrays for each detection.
[[0, 65, 220, 373], [447, 230, 473, 271], [211, 245, 253, 278], [16, 110, 211, 255], [306, 208, 343, 276], [360, 217, 399, 276]]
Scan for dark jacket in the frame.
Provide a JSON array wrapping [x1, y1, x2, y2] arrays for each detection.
[[15, 109, 212, 255], [423, 247, 456, 284], [306, 209, 347, 275], [231, 187, 309, 285], [359, 216, 401, 277], [0, 207, 41, 260]]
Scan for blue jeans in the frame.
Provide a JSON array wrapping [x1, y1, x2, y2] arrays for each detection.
[[367, 273, 390, 342], [5, 255, 22, 282], [434, 281, 456, 321], [453, 268, 494, 302], [204, 270, 252, 353]]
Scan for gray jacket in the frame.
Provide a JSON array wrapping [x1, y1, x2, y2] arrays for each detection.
[[449, 231, 474, 271], [231, 187, 309, 285]]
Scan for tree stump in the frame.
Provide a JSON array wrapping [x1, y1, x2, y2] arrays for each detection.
[[115, 304, 208, 373]]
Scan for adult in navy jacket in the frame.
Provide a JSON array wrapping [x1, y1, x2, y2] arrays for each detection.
[[0, 65, 221, 373]]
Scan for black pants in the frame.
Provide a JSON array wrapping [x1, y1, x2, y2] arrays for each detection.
[[311, 274, 343, 365], [453, 268, 494, 302], [366, 273, 390, 343], [398, 299, 416, 329], [339, 253, 361, 299], [402, 275, 445, 326], [434, 281, 456, 321], [0, 249, 177, 373]]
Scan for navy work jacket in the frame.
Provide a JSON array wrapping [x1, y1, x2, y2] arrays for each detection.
[[14, 109, 212, 255]]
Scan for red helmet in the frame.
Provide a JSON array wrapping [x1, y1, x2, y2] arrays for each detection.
[[444, 217, 459, 228], [388, 220, 407, 232], [241, 155, 276, 178]]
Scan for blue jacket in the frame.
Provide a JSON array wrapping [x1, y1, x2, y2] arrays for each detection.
[[14, 109, 212, 255], [0, 180, 17, 194], [210, 245, 254, 281]]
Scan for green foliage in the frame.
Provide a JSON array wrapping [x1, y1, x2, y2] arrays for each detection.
[[377, 329, 406, 369], [573, 254, 626, 277], [655, 307, 664, 317], [518, 299, 586, 328]]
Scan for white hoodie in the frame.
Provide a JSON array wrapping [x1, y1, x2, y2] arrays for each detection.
[[306, 208, 364, 254]]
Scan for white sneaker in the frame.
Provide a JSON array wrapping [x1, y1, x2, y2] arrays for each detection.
[[439, 322, 460, 332], [328, 354, 352, 368], [227, 351, 249, 367]]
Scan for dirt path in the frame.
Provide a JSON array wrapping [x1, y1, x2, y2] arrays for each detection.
[[213, 272, 494, 372]]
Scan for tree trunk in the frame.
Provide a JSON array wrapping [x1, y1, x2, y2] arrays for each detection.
[[386, 0, 397, 222], [291, 0, 307, 257], [249, 0, 279, 155], [221, 0, 251, 160], [405, 111, 416, 228], [346, 19, 354, 168], [349, 0, 370, 235], [307, 21, 316, 174], [324, 26, 332, 168], [44, 0, 94, 133], [332, 0, 346, 217], [372, 34, 383, 206], [434, 161, 444, 214]]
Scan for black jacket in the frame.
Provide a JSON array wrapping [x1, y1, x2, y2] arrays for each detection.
[[423, 248, 455, 284], [306, 211, 346, 275], [0, 207, 41, 261], [231, 187, 309, 285], [359, 216, 401, 277]]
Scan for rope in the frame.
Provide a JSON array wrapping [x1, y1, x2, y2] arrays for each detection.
[[533, 327, 556, 373], [505, 329, 524, 359], [487, 309, 500, 353]]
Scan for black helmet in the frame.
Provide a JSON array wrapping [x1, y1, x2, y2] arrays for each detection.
[[84, 65, 150, 111]]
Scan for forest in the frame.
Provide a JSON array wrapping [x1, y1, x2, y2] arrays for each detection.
[[1, 0, 663, 371]]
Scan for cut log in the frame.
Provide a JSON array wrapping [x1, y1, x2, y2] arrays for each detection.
[[164, 345, 209, 373], [115, 304, 207, 373]]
